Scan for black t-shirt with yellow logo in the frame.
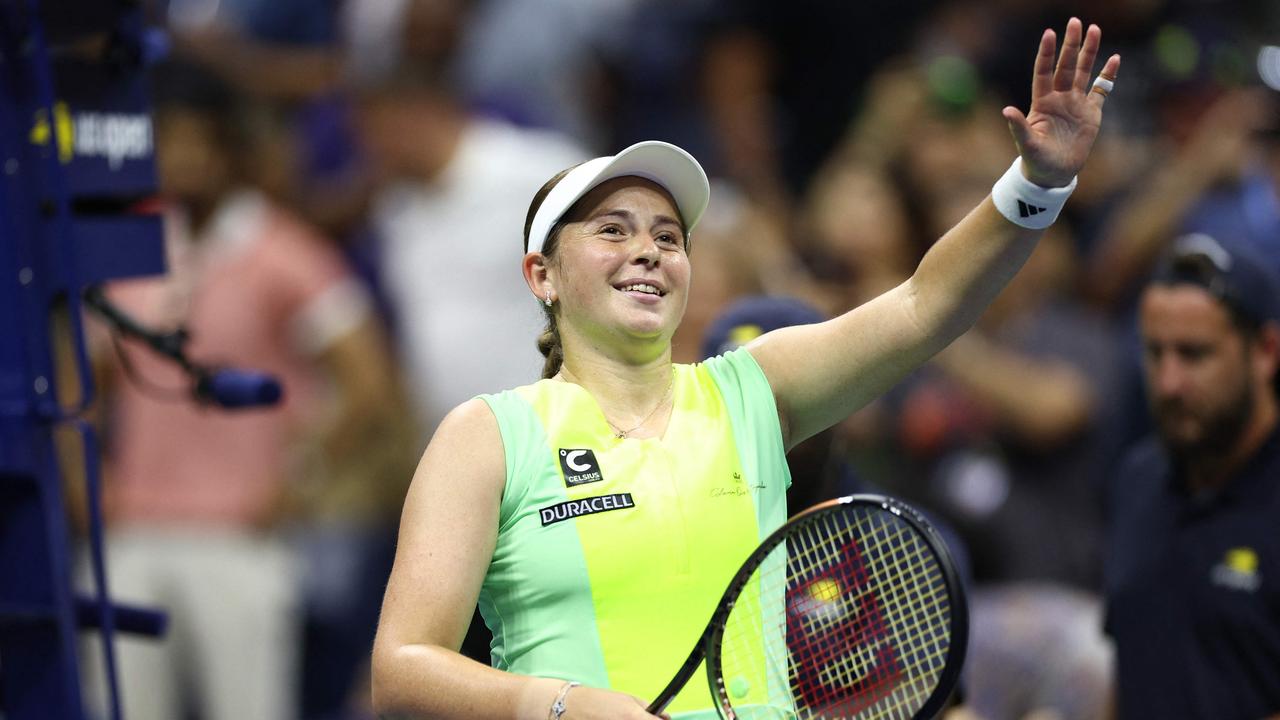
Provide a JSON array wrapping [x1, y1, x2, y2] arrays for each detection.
[[1105, 427, 1280, 720]]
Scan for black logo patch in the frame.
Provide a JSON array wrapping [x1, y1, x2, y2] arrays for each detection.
[[558, 448, 603, 486], [540, 493, 635, 526], [1017, 200, 1048, 218]]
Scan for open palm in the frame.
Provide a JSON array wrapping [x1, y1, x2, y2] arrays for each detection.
[[1003, 18, 1121, 188]]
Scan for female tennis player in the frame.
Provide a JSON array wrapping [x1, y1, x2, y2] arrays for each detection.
[[372, 18, 1119, 720]]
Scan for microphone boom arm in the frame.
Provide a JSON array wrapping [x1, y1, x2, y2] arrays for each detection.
[[82, 285, 282, 409]]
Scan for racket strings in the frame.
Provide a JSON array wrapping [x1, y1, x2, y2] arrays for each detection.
[[717, 506, 954, 719], [851, 515, 952, 714], [812, 510, 952, 717]]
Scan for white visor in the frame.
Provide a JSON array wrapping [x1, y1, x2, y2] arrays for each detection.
[[526, 141, 711, 255]]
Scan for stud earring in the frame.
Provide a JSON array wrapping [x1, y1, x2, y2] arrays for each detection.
[[544, 290, 553, 307]]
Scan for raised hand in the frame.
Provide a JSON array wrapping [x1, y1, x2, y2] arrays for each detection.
[[1002, 18, 1121, 188]]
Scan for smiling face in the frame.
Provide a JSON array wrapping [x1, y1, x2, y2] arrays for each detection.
[[533, 176, 691, 362]]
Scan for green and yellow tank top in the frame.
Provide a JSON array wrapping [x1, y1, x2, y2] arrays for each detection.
[[476, 347, 791, 718]]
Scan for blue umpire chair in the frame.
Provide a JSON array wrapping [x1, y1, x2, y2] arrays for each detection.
[[2, 3, 175, 718]]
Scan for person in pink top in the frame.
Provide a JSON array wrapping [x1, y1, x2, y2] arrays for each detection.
[[106, 191, 368, 527], [86, 59, 402, 720]]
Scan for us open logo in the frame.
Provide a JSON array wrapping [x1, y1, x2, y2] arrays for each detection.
[[558, 448, 603, 487]]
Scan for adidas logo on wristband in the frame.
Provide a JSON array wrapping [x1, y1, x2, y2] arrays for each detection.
[[1017, 200, 1048, 218], [992, 157, 1077, 230]]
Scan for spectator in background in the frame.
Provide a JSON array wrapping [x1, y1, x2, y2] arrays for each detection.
[[353, 55, 585, 439], [919, 222, 1124, 589], [699, 0, 940, 209], [963, 583, 1113, 720], [1105, 233, 1280, 720], [164, 0, 344, 101], [453, 0, 640, 146], [351, 12, 584, 668], [1081, 72, 1280, 500], [595, 0, 725, 168], [1086, 84, 1280, 310], [885, 94, 1011, 241], [83, 59, 403, 720], [799, 161, 924, 313], [886, 224, 1123, 720]]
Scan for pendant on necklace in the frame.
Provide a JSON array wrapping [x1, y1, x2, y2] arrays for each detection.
[[607, 370, 674, 441]]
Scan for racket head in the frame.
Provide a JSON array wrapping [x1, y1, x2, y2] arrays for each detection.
[[704, 494, 968, 719]]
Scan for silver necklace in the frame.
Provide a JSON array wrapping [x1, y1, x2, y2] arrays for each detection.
[[606, 372, 674, 439]]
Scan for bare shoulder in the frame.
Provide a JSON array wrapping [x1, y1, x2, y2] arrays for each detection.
[[407, 398, 506, 506], [433, 396, 503, 447]]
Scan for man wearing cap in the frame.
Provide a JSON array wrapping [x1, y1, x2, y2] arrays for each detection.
[[1104, 233, 1280, 720]]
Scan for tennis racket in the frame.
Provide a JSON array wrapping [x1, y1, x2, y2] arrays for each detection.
[[647, 494, 967, 719]]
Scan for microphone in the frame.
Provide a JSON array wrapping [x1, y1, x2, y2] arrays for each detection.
[[196, 368, 283, 409], [85, 285, 284, 411]]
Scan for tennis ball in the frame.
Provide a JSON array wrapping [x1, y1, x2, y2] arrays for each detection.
[[809, 578, 842, 602], [729, 676, 750, 698]]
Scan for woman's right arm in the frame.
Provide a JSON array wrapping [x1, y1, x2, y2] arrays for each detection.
[[370, 398, 665, 720], [371, 398, 546, 718]]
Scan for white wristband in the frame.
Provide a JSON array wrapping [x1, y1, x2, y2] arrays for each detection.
[[990, 157, 1077, 230]]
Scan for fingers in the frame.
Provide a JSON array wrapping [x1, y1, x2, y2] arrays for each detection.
[[1037, 17, 1118, 103], [1002, 106, 1031, 151], [1052, 17, 1083, 92], [1090, 53, 1122, 105], [628, 694, 669, 719], [1073, 23, 1102, 92], [1031, 28, 1056, 99], [1100, 53, 1121, 81]]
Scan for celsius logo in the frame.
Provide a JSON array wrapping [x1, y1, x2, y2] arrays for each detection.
[[558, 448, 603, 486]]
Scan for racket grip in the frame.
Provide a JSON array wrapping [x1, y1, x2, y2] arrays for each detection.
[[647, 667, 691, 715], [646, 696, 673, 715]]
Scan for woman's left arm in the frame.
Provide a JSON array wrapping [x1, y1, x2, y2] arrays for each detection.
[[748, 18, 1120, 449]]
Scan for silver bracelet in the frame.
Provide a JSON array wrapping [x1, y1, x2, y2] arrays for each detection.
[[548, 681, 579, 720]]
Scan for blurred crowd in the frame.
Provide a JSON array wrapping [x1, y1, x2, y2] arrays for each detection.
[[76, 0, 1280, 719]]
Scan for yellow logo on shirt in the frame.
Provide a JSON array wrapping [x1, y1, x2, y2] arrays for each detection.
[[1226, 548, 1258, 574], [1211, 547, 1261, 592]]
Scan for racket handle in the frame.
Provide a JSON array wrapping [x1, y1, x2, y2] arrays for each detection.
[[647, 661, 695, 715], [646, 696, 674, 715]]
